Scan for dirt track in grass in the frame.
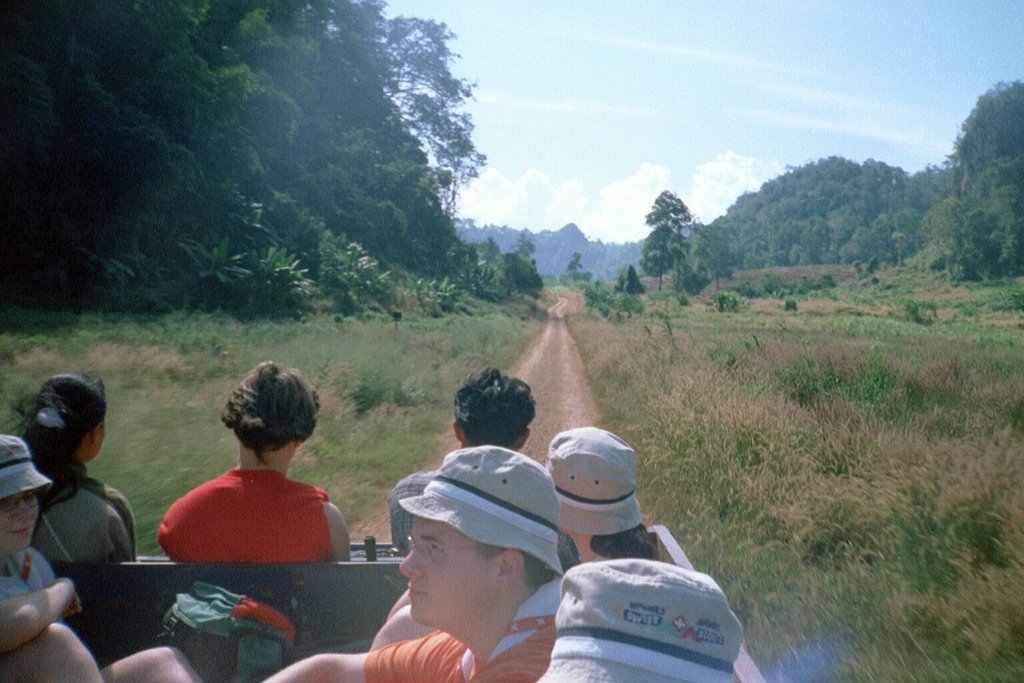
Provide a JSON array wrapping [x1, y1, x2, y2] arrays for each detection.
[[350, 293, 599, 543]]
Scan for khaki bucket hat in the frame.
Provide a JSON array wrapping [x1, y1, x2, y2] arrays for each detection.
[[0, 434, 52, 499], [539, 559, 743, 683], [399, 445, 562, 574], [547, 427, 642, 535]]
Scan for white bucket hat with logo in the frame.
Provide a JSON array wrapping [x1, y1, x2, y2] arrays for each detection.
[[0, 434, 52, 499], [547, 427, 642, 535], [538, 559, 743, 683], [399, 445, 563, 574]]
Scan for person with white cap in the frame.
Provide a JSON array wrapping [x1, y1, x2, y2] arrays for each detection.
[[547, 427, 657, 563], [538, 558, 744, 683], [264, 445, 564, 683], [0, 434, 202, 682]]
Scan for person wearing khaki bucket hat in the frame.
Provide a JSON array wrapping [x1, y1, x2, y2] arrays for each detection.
[[547, 427, 657, 563], [538, 559, 744, 683], [265, 445, 564, 683], [1, 434, 202, 682]]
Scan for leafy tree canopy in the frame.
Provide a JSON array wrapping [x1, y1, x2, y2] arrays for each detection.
[[0, 0, 485, 313]]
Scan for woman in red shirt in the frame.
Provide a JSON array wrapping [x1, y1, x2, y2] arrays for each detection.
[[158, 362, 350, 562]]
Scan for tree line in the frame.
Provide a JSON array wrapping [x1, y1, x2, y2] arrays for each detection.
[[0, 0, 541, 314], [635, 81, 1024, 291]]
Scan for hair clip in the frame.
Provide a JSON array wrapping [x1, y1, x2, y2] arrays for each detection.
[[36, 407, 66, 429]]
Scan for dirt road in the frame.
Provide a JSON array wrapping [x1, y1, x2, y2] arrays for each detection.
[[351, 294, 598, 542]]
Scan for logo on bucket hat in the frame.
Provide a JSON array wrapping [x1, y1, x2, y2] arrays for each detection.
[[538, 559, 743, 683], [399, 445, 562, 574], [547, 427, 642, 536], [0, 434, 52, 500]]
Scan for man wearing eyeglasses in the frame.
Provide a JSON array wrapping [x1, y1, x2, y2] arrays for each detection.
[[265, 445, 563, 683]]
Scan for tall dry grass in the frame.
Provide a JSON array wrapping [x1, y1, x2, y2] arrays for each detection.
[[571, 309, 1024, 682]]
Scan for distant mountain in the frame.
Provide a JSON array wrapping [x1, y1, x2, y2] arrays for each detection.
[[456, 220, 642, 282]]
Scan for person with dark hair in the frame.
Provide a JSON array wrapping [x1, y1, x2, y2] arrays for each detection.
[[452, 366, 536, 447], [386, 367, 535, 554], [21, 372, 135, 563], [158, 361, 350, 562], [547, 427, 657, 563], [0, 435, 202, 682], [264, 446, 564, 683], [374, 368, 544, 650]]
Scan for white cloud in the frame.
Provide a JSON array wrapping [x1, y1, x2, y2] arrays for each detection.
[[460, 158, 779, 243], [461, 168, 588, 231], [460, 164, 672, 244], [580, 163, 671, 243], [687, 152, 784, 223]]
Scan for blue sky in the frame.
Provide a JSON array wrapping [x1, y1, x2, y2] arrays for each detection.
[[384, 1, 1024, 244]]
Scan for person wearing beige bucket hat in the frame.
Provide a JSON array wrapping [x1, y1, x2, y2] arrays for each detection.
[[538, 559, 743, 683], [265, 445, 564, 683], [0, 434, 202, 682], [547, 427, 657, 563]]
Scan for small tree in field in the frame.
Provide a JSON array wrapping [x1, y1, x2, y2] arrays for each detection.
[[616, 265, 645, 294]]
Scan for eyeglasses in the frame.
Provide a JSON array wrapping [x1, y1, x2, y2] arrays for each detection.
[[406, 536, 483, 563], [0, 491, 39, 514]]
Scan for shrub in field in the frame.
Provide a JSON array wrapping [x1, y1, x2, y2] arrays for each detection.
[[784, 298, 798, 311], [733, 281, 759, 298], [760, 273, 787, 297], [710, 291, 743, 312], [902, 299, 938, 324], [583, 284, 612, 317]]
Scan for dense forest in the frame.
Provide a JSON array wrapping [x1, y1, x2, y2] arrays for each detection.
[[1, 0, 541, 314], [1, 1, 1021, 315], [709, 82, 1024, 280]]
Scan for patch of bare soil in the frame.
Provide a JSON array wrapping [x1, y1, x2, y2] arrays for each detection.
[[351, 293, 598, 541]]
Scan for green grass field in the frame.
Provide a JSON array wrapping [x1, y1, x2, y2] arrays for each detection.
[[3, 267, 1022, 681], [0, 307, 544, 555], [571, 267, 1024, 682]]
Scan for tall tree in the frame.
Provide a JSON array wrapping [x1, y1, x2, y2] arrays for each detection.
[[382, 15, 486, 218], [641, 190, 693, 290]]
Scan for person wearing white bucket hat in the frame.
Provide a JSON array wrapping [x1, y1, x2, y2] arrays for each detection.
[[265, 445, 564, 683], [0, 434, 202, 682], [547, 427, 657, 563], [538, 559, 743, 683]]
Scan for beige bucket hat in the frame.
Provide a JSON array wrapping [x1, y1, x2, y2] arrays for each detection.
[[547, 427, 642, 535], [538, 559, 743, 683], [399, 445, 562, 573], [0, 434, 52, 499]]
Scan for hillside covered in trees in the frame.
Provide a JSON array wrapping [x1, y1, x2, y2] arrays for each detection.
[[708, 81, 1024, 281], [0, 0, 546, 314]]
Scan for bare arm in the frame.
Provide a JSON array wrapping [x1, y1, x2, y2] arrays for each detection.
[[324, 502, 350, 561], [262, 652, 368, 683], [0, 579, 81, 653]]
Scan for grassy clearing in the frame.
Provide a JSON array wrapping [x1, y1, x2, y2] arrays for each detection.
[[0, 307, 543, 555], [572, 274, 1024, 682]]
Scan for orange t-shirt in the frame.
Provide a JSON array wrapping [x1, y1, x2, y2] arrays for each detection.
[[365, 625, 557, 683]]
